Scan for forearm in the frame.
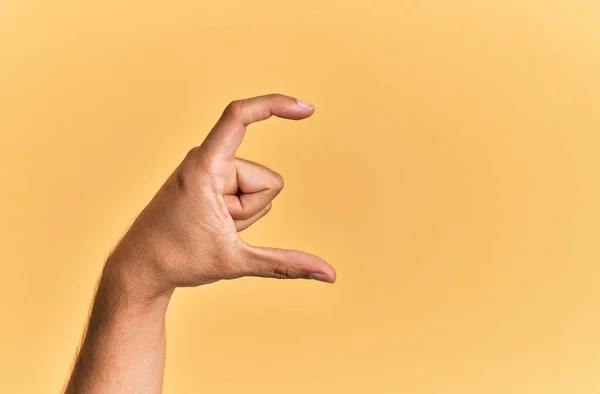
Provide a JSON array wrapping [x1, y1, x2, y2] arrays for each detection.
[[65, 258, 173, 394]]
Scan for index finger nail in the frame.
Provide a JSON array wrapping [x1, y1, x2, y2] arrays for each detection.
[[295, 99, 315, 110]]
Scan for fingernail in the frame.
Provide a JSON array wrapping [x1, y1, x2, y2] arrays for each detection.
[[296, 99, 315, 110], [309, 273, 331, 283]]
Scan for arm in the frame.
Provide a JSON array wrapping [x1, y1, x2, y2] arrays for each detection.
[[65, 261, 172, 394], [64, 94, 336, 394]]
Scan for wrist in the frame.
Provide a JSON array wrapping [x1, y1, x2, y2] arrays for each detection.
[[100, 254, 174, 314]]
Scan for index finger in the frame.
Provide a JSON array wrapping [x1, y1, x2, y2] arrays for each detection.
[[200, 94, 315, 158]]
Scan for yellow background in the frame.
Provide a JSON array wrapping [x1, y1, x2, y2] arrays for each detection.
[[1, 1, 599, 393]]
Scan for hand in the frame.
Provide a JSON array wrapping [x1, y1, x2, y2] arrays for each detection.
[[105, 94, 336, 301]]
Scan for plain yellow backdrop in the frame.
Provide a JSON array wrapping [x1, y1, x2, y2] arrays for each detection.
[[1, 1, 599, 393]]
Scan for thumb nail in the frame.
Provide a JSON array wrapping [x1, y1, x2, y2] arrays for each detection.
[[309, 273, 332, 283]]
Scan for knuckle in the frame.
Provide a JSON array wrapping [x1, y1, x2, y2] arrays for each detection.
[[272, 263, 298, 279], [268, 93, 284, 101], [270, 172, 285, 190], [184, 146, 199, 160], [176, 163, 193, 192], [223, 99, 243, 120], [176, 147, 202, 191], [272, 264, 289, 279]]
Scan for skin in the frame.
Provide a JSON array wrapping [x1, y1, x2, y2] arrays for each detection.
[[64, 93, 336, 394]]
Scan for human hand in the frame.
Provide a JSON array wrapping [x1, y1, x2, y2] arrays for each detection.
[[104, 94, 336, 301]]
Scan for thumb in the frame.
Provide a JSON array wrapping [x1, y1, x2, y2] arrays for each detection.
[[239, 244, 336, 283]]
